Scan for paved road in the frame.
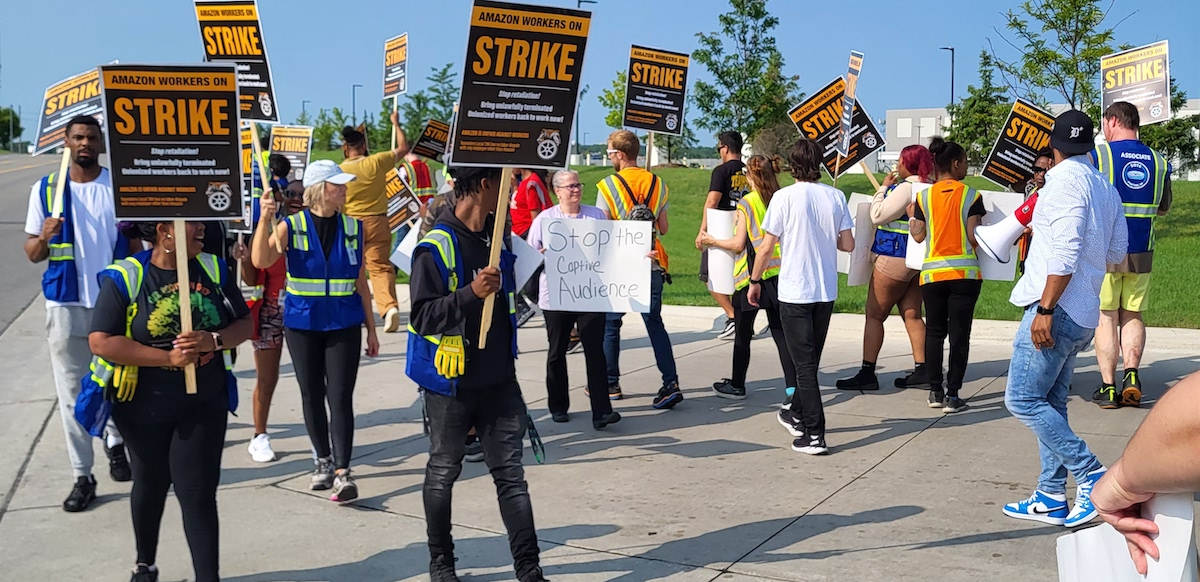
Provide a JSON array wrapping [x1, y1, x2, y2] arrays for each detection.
[[0, 153, 61, 333]]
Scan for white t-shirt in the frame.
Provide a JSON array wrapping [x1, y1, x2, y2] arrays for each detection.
[[24, 168, 118, 309], [761, 181, 853, 304]]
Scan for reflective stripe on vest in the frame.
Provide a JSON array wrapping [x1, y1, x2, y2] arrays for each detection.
[[48, 243, 74, 261], [877, 183, 911, 234], [287, 213, 310, 251], [733, 192, 782, 290], [402, 161, 438, 200], [284, 213, 359, 296], [919, 182, 981, 285], [43, 175, 77, 261], [419, 229, 460, 293], [1095, 142, 1167, 251]]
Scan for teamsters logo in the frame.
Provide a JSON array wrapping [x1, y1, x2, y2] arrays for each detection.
[[258, 92, 273, 117], [665, 113, 678, 132], [1122, 160, 1151, 190], [537, 129, 561, 161], [862, 132, 877, 149], [1149, 101, 1164, 119], [206, 182, 234, 211]]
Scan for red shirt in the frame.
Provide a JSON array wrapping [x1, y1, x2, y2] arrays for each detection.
[[510, 173, 552, 238], [258, 257, 287, 305]]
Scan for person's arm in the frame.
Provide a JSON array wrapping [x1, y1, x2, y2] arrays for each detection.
[[409, 249, 490, 336], [250, 195, 287, 269], [240, 257, 259, 287], [656, 204, 670, 236], [1029, 182, 1086, 349], [696, 167, 726, 244], [837, 197, 855, 252], [389, 110, 410, 159], [908, 199, 927, 243], [700, 211, 747, 253], [870, 178, 911, 226], [88, 278, 196, 368], [356, 265, 380, 357], [23, 185, 60, 263], [1108, 207, 1129, 265], [966, 215, 982, 249], [1157, 180, 1172, 216], [838, 229, 854, 252]]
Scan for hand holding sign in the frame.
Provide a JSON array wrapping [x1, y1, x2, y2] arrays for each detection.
[[471, 267, 502, 298]]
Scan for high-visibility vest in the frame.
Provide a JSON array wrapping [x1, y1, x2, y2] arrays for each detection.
[[918, 180, 981, 285], [1093, 142, 1168, 253], [74, 251, 238, 436], [283, 211, 365, 331], [401, 159, 437, 202], [405, 225, 518, 396], [596, 169, 669, 271], [733, 191, 782, 291], [37, 172, 130, 303], [870, 182, 911, 258]]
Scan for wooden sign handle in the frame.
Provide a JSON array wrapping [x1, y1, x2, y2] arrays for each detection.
[[860, 161, 882, 191], [174, 219, 198, 394], [833, 155, 843, 188], [249, 122, 283, 252], [50, 149, 71, 218], [391, 97, 399, 150], [477, 169, 514, 349]]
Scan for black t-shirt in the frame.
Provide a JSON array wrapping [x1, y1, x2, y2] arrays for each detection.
[[311, 213, 341, 259], [91, 257, 250, 423], [709, 159, 750, 211]]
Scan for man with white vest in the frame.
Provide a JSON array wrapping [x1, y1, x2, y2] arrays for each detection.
[[23, 116, 133, 512]]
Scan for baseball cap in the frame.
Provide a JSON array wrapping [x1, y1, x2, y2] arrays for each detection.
[[302, 159, 357, 188], [1051, 110, 1096, 156]]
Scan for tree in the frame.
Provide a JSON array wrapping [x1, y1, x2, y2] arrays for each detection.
[[691, 0, 801, 140], [311, 107, 350, 151], [656, 121, 698, 164], [426, 63, 459, 123], [398, 91, 435, 144], [988, 0, 1129, 120], [0, 107, 23, 150], [1141, 80, 1200, 173], [293, 109, 312, 127], [597, 71, 627, 130], [751, 120, 799, 160], [947, 51, 1011, 167]]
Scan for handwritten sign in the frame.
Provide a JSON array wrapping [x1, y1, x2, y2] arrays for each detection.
[[544, 219, 651, 313]]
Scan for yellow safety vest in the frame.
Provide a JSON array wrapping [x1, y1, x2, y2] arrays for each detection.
[[733, 191, 782, 291]]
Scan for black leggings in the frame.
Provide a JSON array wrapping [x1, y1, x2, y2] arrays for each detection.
[[113, 397, 227, 582], [731, 302, 796, 390], [285, 326, 362, 469], [921, 279, 982, 397]]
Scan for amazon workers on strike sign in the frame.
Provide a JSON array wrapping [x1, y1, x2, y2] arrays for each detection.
[[195, 0, 279, 122], [449, 0, 590, 169], [99, 63, 243, 220], [622, 45, 689, 135]]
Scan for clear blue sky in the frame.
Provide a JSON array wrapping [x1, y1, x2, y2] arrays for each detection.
[[2, 0, 1195, 148]]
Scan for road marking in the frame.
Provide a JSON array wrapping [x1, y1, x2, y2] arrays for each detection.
[[0, 161, 55, 175]]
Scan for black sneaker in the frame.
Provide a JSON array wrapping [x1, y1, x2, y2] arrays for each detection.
[[716, 317, 736, 339], [515, 298, 536, 328], [464, 434, 484, 463], [776, 409, 804, 438], [593, 411, 621, 430], [927, 389, 945, 409], [130, 564, 158, 582], [712, 379, 747, 400], [835, 368, 880, 391], [106, 441, 132, 482], [942, 396, 969, 413], [895, 366, 924, 389], [519, 566, 550, 582], [608, 383, 623, 401], [1092, 384, 1120, 409], [652, 382, 684, 409], [551, 411, 570, 423], [62, 475, 96, 513], [791, 433, 829, 455], [430, 554, 461, 582], [1121, 370, 1142, 408], [566, 334, 583, 354]]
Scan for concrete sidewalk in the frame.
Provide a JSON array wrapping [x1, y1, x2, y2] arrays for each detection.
[[2, 288, 1199, 581]]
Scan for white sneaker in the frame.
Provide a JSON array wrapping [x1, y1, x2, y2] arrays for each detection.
[[384, 308, 401, 333], [248, 433, 276, 463]]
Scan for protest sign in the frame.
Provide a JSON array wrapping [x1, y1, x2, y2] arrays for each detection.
[[981, 99, 1053, 191], [411, 119, 451, 161], [99, 63, 243, 220], [229, 123, 256, 233], [789, 77, 885, 178], [383, 33, 409, 99], [904, 188, 1023, 281], [33, 68, 105, 156], [195, 0, 279, 123], [706, 209, 735, 294], [836, 193, 874, 287], [622, 45, 689, 135], [1101, 40, 1170, 126], [268, 125, 312, 182], [449, 0, 591, 169], [385, 167, 420, 235], [544, 219, 651, 313], [837, 50, 865, 157]]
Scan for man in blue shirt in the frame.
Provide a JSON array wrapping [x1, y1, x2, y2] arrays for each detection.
[[1089, 102, 1172, 410]]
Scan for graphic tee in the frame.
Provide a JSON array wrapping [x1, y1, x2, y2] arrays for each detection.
[[709, 159, 750, 210]]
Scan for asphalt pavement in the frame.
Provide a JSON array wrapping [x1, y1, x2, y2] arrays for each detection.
[[0, 153, 63, 333]]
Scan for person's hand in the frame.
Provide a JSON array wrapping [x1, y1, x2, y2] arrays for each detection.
[[259, 194, 279, 220], [470, 266, 501, 299], [1031, 312, 1055, 349], [166, 347, 199, 368], [39, 217, 63, 242], [174, 331, 217, 353], [697, 231, 715, 248], [695, 231, 705, 250], [1023, 227, 1032, 236], [646, 250, 660, 260], [1093, 462, 1160, 575], [390, 110, 400, 127], [882, 171, 899, 188], [365, 332, 380, 358], [906, 201, 916, 218], [747, 282, 762, 307], [230, 239, 248, 261]]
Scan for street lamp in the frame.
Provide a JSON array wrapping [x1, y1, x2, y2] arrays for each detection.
[[302, 100, 312, 117], [939, 46, 955, 105], [351, 84, 363, 126], [573, 0, 596, 159]]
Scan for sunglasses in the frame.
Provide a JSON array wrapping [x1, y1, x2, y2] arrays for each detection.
[[1032, 167, 1049, 175], [606, 149, 619, 155]]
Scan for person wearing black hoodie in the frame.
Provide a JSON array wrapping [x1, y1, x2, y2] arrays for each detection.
[[407, 166, 546, 582]]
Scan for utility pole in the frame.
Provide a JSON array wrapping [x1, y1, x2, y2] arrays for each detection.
[[939, 46, 956, 105], [351, 84, 363, 126], [302, 100, 312, 117]]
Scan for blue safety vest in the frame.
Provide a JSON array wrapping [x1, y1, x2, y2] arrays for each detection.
[[405, 225, 518, 396], [1092, 141, 1169, 254], [38, 172, 130, 303], [870, 182, 911, 258], [283, 210, 365, 331]]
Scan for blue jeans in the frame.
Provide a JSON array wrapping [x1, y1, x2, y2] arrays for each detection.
[[604, 270, 678, 388], [1004, 306, 1104, 494]]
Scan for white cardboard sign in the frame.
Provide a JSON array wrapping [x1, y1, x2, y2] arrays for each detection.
[[706, 208, 737, 295], [544, 219, 652, 313], [904, 186, 1024, 282], [837, 192, 874, 286]]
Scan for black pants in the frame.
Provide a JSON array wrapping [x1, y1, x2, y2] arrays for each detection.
[[285, 326, 361, 469], [545, 310, 612, 420], [113, 396, 227, 582], [423, 381, 540, 577], [921, 279, 982, 397], [731, 296, 795, 390], [781, 301, 835, 435]]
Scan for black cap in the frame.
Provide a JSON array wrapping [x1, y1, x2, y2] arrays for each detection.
[[1051, 110, 1096, 156]]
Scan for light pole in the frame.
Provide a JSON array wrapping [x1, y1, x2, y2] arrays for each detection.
[[939, 46, 955, 105], [574, 0, 596, 157], [302, 100, 312, 117], [351, 84, 363, 126]]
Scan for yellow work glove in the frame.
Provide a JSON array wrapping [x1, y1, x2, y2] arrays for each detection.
[[434, 335, 466, 379], [113, 365, 139, 403]]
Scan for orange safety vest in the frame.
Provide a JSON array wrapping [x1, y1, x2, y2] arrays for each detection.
[[918, 180, 981, 285]]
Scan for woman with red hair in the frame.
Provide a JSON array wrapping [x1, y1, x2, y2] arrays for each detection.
[[836, 144, 933, 391]]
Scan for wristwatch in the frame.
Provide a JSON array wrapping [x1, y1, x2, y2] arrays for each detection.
[[1036, 304, 1056, 315], [211, 331, 224, 351], [749, 279, 763, 285]]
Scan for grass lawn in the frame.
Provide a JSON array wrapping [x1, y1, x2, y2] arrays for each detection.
[[309, 150, 1199, 328]]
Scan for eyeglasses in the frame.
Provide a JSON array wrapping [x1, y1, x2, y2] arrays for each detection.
[[605, 149, 619, 155], [1032, 167, 1050, 174], [557, 183, 583, 190]]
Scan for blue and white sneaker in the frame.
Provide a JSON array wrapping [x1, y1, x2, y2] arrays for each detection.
[[1002, 490, 1069, 526], [1065, 468, 1107, 528]]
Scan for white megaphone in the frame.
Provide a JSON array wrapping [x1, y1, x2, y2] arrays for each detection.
[[976, 193, 1039, 264]]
